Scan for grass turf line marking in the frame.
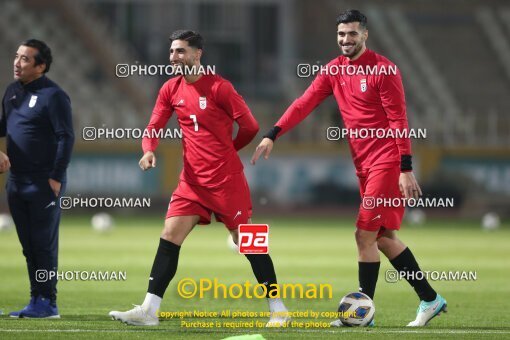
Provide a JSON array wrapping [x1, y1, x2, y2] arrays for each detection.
[[1, 329, 510, 334]]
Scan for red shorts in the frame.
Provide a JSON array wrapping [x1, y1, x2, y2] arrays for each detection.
[[356, 166, 404, 236], [166, 172, 252, 230]]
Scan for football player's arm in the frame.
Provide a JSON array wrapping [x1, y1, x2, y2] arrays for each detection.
[[0, 94, 6, 138], [0, 151, 8, 173], [0, 95, 10, 173], [140, 86, 173, 170], [379, 68, 421, 199], [216, 81, 259, 151], [251, 74, 332, 164], [233, 113, 259, 151], [48, 90, 75, 195]]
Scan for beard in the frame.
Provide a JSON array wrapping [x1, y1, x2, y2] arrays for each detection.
[[340, 42, 363, 58]]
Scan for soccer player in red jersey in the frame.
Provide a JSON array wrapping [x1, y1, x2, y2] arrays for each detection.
[[251, 10, 446, 327], [110, 30, 289, 326]]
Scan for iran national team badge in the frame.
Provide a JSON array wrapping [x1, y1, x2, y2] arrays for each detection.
[[199, 96, 207, 110], [29, 95, 38, 108], [360, 79, 367, 93]]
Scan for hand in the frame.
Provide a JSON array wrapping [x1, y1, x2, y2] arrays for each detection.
[[250, 138, 274, 165], [399, 172, 422, 200], [48, 178, 61, 197], [0, 152, 10, 173], [139, 151, 156, 171]]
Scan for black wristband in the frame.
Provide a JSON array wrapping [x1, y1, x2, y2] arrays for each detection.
[[401, 154, 413, 172], [263, 126, 282, 141]]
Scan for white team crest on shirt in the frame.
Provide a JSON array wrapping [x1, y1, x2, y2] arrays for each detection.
[[29, 95, 38, 108], [360, 79, 367, 93], [199, 96, 207, 110]]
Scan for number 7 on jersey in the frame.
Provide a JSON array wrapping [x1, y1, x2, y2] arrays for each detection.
[[190, 114, 199, 131]]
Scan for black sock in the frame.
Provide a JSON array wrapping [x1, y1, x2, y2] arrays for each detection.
[[245, 254, 278, 298], [147, 238, 181, 298], [390, 247, 437, 302], [358, 262, 380, 299]]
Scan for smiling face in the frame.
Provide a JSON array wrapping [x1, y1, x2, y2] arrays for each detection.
[[337, 22, 368, 60], [13, 45, 46, 84], [169, 39, 202, 71]]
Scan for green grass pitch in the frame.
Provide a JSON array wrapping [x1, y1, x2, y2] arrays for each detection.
[[0, 215, 509, 339]]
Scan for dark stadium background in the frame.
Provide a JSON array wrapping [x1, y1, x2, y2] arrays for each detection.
[[1, 0, 508, 221], [1, 1, 509, 339]]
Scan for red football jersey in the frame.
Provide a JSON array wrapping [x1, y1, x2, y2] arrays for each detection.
[[275, 49, 411, 171], [142, 74, 258, 187]]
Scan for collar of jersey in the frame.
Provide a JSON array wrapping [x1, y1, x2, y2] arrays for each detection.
[[343, 48, 371, 65], [20, 75, 47, 91]]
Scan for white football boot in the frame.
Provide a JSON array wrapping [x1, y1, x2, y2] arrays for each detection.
[[109, 305, 159, 326], [330, 319, 345, 327], [265, 310, 292, 327], [407, 294, 447, 327]]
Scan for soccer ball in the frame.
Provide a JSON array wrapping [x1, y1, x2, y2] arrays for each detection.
[[227, 234, 238, 253], [91, 212, 114, 232], [0, 213, 14, 232], [407, 208, 426, 226], [337, 292, 375, 326], [481, 212, 500, 231]]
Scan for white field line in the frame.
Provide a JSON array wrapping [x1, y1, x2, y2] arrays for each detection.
[[0, 329, 509, 334]]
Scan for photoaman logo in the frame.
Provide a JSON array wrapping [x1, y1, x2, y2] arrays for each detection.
[[238, 224, 269, 254]]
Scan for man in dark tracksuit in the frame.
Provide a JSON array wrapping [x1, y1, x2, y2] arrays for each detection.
[[0, 39, 74, 318]]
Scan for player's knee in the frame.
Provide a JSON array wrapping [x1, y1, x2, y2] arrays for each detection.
[[230, 231, 239, 245], [354, 229, 376, 249], [160, 225, 183, 244], [376, 237, 391, 252], [160, 230, 175, 243]]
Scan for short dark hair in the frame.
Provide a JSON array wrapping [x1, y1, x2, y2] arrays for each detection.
[[336, 10, 368, 30], [21, 39, 52, 73], [169, 30, 203, 50]]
